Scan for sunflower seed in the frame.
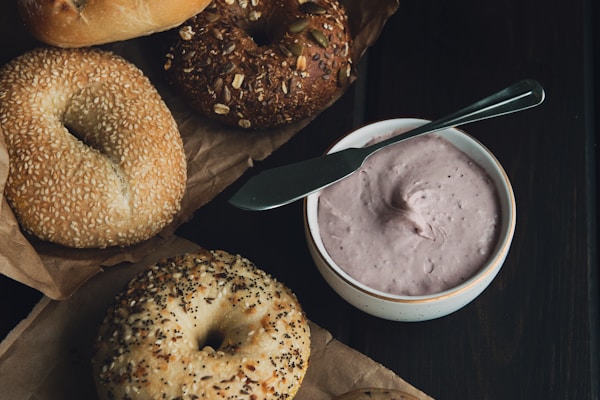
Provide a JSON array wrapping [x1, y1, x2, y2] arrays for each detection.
[[199, 57, 212, 67], [212, 77, 224, 93], [222, 42, 236, 55], [212, 29, 224, 40], [222, 85, 232, 102], [221, 62, 236, 74], [182, 50, 196, 60], [205, 12, 220, 22]]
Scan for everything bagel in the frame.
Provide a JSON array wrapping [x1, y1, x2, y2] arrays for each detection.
[[93, 250, 311, 399]]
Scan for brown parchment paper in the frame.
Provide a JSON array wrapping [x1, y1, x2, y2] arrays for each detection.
[[0, 0, 400, 300], [0, 236, 432, 400]]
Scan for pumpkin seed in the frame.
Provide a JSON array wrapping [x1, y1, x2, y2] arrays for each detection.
[[310, 29, 329, 48], [279, 44, 293, 57], [288, 43, 304, 56], [289, 18, 310, 33], [300, 2, 326, 15]]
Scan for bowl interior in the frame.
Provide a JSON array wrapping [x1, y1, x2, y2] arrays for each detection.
[[305, 118, 516, 301]]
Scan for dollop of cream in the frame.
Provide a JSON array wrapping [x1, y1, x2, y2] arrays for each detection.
[[318, 133, 500, 296]]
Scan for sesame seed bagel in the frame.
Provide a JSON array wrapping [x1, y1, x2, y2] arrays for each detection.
[[17, 0, 212, 48], [164, 0, 353, 129], [0, 47, 187, 248], [93, 250, 311, 400]]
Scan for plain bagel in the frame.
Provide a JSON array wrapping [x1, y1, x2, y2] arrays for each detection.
[[93, 250, 311, 400], [17, 0, 213, 47], [0, 47, 187, 248]]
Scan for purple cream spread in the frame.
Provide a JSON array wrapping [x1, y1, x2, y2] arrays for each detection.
[[317, 133, 501, 296]]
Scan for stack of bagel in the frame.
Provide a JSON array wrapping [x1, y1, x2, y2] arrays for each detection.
[[0, 1, 355, 399], [0, 0, 353, 249]]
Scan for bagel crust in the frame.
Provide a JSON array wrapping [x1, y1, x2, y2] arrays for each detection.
[[93, 250, 311, 400], [17, 0, 213, 48], [165, 0, 353, 129], [0, 47, 187, 248]]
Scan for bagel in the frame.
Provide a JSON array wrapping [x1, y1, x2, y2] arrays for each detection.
[[0, 47, 187, 248], [164, 0, 353, 129], [17, 0, 212, 48], [93, 250, 311, 400]]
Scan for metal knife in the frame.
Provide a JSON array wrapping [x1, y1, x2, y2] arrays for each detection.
[[229, 79, 545, 211]]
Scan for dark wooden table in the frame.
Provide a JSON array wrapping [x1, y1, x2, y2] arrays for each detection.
[[2, 0, 599, 399]]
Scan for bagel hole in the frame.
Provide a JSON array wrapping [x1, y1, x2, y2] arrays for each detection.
[[246, 26, 272, 47], [199, 329, 225, 351], [62, 119, 130, 198], [63, 120, 104, 154]]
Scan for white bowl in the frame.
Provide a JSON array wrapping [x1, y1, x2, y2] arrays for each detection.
[[304, 118, 516, 321]]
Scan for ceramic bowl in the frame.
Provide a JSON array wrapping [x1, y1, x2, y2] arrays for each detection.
[[304, 118, 516, 321]]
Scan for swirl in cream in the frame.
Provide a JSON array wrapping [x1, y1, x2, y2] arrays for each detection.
[[318, 133, 500, 296]]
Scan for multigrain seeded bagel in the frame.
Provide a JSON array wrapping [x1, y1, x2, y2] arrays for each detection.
[[0, 47, 187, 249], [335, 388, 421, 400], [92, 250, 311, 400], [164, 0, 353, 129], [17, 0, 213, 48]]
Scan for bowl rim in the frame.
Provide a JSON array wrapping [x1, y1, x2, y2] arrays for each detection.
[[303, 118, 516, 303]]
